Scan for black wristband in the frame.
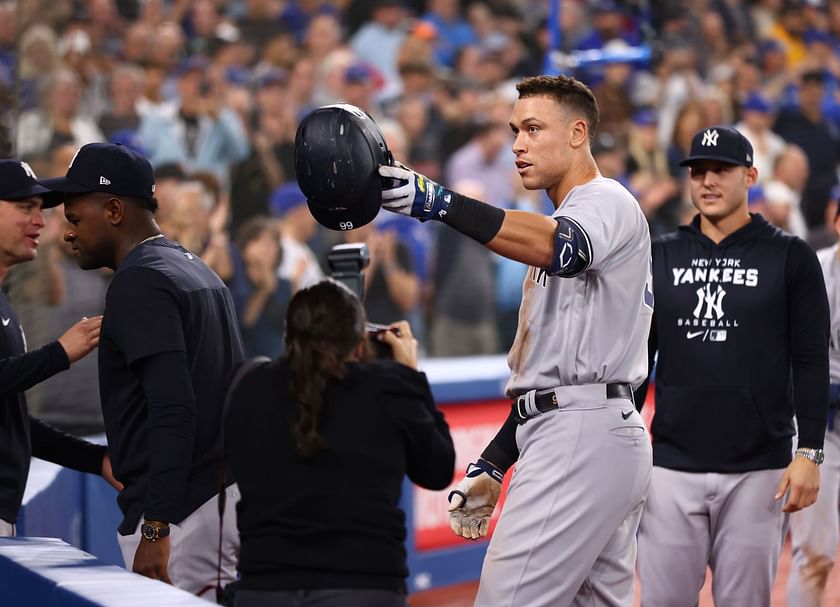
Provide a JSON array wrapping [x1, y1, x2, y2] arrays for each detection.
[[474, 458, 505, 482], [439, 192, 505, 244]]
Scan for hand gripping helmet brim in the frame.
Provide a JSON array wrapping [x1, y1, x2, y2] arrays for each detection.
[[295, 103, 393, 231]]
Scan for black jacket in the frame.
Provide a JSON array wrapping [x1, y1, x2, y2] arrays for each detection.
[[0, 290, 105, 523], [225, 358, 455, 593], [98, 238, 244, 534], [638, 214, 830, 472]]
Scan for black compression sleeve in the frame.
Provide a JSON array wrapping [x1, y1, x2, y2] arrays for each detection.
[[633, 316, 658, 412], [440, 192, 505, 244], [480, 410, 520, 472]]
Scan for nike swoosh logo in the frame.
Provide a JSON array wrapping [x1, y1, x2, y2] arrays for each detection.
[[1, 318, 9, 327], [686, 330, 704, 339], [621, 410, 633, 420]]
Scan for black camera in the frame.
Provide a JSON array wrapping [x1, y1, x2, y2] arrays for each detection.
[[327, 243, 370, 301], [327, 243, 393, 359]]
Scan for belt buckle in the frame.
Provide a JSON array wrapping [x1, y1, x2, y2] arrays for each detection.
[[513, 395, 528, 424]]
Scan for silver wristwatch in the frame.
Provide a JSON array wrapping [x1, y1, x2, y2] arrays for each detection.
[[795, 448, 825, 465]]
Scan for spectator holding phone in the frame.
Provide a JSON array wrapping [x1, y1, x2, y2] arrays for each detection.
[[224, 279, 455, 607], [138, 56, 250, 189]]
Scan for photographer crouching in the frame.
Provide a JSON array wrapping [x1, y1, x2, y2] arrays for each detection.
[[224, 278, 455, 607]]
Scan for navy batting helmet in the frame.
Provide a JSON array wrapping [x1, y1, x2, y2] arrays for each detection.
[[294, 103, 393, 231]]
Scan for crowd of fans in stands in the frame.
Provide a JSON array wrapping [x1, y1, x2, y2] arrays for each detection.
[[3, 0, 840, 434]]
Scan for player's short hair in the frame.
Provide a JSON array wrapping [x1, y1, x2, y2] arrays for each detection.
[[516, 75, 599, 141], [123, 194, 159, 213]]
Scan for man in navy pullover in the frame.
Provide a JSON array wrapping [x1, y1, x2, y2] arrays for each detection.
[[636, 126, 829, 607], [44, 143, 244, 599]]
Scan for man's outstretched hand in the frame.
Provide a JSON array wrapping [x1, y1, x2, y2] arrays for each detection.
[[379, 164, 451, 222]]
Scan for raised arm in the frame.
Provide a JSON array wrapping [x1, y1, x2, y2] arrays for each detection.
[[380, 165, 556, 268]]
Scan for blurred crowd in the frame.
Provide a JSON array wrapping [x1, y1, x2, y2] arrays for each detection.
[[3, 0, 840, 433]]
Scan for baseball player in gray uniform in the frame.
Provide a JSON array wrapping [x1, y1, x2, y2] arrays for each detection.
[[378, 75, 653, 606], [788, 209, 840, 606]]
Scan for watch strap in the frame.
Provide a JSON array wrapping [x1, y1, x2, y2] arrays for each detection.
[[141, 521, 170, 542], [795, 447, 825, 465]]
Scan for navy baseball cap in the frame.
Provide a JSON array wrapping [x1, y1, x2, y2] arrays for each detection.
[[0, 160, 62, 207], [39, 143, 156, 200], [679, 126, 754, 168]]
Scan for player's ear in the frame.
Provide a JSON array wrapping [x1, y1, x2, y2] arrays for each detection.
[[570, 118, 588, 149], [104, 196, 124, 226], [745, 166, 758, 188]]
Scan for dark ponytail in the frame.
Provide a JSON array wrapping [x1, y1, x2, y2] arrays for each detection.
[[283, 279, 367, 458]]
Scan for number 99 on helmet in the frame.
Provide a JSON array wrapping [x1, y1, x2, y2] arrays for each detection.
[[294, 103, 394, 231]]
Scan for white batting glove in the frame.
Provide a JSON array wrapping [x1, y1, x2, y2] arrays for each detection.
[[378, 163, 452, 221], [447, 459, 503, 540]]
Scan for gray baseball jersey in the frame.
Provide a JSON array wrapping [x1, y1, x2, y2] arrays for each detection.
[[505, 177, 653, 397], [788, 244, 840, 607], [817, 244, 840, 382]]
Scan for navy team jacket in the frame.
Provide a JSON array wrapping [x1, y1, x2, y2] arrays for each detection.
[[641, 214, 829, 473], [0, 290, 105, 523]]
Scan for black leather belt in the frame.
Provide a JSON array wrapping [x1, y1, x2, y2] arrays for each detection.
[[512, 383, 633, 424]]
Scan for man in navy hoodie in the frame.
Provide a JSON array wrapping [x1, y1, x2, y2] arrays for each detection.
[[636, 126, 829, 607]]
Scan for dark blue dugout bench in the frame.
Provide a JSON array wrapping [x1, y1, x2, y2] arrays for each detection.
[[10, 355, 514, 601], [0, 537, 207, 606]]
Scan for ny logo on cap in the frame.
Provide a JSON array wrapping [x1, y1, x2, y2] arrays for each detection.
[[701, 129, 719, 147], [20, 162, 37, 179], [99, 176, 111, 185]]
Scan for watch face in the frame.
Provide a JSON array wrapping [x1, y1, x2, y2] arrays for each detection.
[[816, 450, 825, 464], [141, 525, 156, 541]]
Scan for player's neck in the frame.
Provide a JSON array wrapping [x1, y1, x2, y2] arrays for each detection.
[[699, 209, 751, 244], [549, 161, 600, 209], [114, 220, 164, 268]]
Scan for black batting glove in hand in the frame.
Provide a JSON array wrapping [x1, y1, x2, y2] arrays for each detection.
[[447, 459, 504, 540], [379, 163, 453, 222]]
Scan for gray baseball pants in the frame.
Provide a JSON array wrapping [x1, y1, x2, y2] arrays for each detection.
[[0, 519, 13, 537], [474, 384, 652, 607], [638, 466, 786, 607], [788, 412, 840, 607], [118, 483, 240, 601]]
